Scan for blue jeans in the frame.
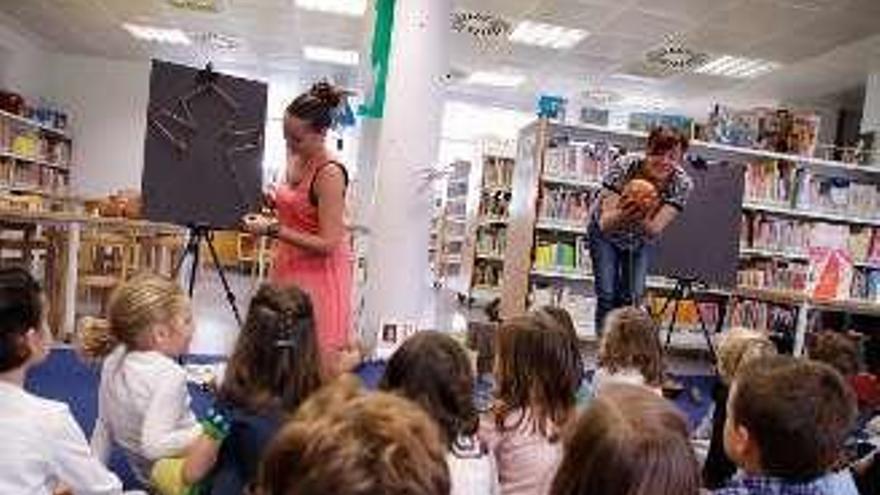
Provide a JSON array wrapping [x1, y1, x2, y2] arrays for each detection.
[[588, 224, 650, 336]]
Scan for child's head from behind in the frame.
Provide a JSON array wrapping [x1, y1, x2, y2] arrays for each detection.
[[79, 272, 191, 360], [380, 330, 477, 449], [716, 328, 777, 385], [535, 305, 577, 338], [551, 383, 700, 495], [599, 307, 663, 387], [808, 330, 860, 379], [724, 356, 857, 482], [0, 267, 47, 373], [494, 313, 582, 435], [257, 376, 450, 495], [220, 283, 322, 414]]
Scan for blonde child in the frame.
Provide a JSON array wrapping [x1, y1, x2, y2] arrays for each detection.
[[0, 267, 126, 495], [702, 328, 777, 489], [80, 273, 225, 494], [480, 313, 583, 495], [593, 306, 664, 395]]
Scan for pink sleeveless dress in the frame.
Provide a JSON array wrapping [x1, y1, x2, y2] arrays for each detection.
[[271, 163, 352, 358]]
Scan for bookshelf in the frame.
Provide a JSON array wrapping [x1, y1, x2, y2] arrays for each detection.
[[468, 140, 516, 304], [0, 108, 74, 206], [436, 159, 471, 292], [501, 118, 880, 351]]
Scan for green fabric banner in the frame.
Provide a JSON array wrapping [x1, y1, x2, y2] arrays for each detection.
[[358, 0, 395, 119]]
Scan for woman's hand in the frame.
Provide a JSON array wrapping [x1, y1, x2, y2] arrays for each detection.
[[619, 196, 649, 224], [241, 213, 278, 237]]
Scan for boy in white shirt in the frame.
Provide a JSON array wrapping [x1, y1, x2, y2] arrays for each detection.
[[0, 267, 125, 495]]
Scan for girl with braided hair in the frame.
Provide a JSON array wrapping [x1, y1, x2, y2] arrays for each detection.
[[203, 283, 324, 495]]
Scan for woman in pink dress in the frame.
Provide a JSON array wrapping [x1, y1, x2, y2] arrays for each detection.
[[242, 82, 352, 370]]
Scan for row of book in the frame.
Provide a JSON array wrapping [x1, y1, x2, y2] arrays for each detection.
[[533, 236, 590, 273], [475, 226, 506, 257], [0, 119, 72, 167], [483, 156, 514, 190], [530, 285, 596, 337], [538, 185, 594, 225], [479, 190, 511, 219], [543, 141, 623, 183], [851, 269, 880, 302], [704, 106, 820, 157], [741, 212, 880, 266], [737, 259, 809, 293], [728, 299, 798, 336], [473, 259, 502, 289], [744, 161, 880, 220], [0, 157, 69, 194], [645, 296, 721, 332]]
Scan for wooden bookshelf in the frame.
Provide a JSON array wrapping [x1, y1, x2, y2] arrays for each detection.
[[500, 118, 880, 351]]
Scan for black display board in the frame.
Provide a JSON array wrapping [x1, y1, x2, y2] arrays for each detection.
[[650, 160, 745, 288], [142, 60, 267, 229]]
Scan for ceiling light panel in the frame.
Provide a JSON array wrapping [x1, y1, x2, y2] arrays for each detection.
[[508, 20, 588, 50], [295, 0, 367, 16], [303, 46, 360, 66], [465, 71, 525, 88], [122, 23, 191, 45], [695, 55, 780, 79]]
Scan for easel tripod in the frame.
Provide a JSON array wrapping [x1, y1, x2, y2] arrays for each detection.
[[174, 223, 243, 326], [651, 277, 722, 363]]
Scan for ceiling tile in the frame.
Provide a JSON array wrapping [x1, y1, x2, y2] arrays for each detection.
[[573, 34, 655, 61], [522, 0, 620, 32], [702, 0, 820, 40], [453, 0, 536, 18], [632, 0, 742, 23], [599, 7, 693, 42]]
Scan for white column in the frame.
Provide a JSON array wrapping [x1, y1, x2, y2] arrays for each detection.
[[862, 73, 880, 166], [362, 0, 450, 347]]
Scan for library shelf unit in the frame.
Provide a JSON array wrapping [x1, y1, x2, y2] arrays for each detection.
[[436, 159, 471, 292], [500, 118, 880, 353]]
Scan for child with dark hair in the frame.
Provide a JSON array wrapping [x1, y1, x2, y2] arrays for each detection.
[[715, 355, 859, 495], [380, 331, 498, 494], [480, 314, 583, 495], [593, 307, 664, 395], [255, 376, 450, 495], [0, 267, 124, 494], [203, 283, 324, 494], [551, 383, 701, 495]]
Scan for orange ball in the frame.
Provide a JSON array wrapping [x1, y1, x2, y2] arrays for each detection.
[[621, 178, 660, 213]]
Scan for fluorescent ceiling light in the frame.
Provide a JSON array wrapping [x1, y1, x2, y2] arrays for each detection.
[[295, 0, 366, 16], [122, 23, 191, 45], [303, 46, 360, 66], [465, 71, 525, 88], [509, 20, 588, 50], [695, 55, 780, 79]]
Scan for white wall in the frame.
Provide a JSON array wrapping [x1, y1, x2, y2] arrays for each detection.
[[43, 54, 151, 197], [0, 13, 50, 99]]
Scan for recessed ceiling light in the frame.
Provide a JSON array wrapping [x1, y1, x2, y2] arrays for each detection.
[[295, 0, 366, 16], [695, 55, 780, 79], [465, 71, 525, 88], [303, 46, 360, 66], [508, 20, 588, 50], [122, 23, 191, 45], [192, 31, 240, 51]]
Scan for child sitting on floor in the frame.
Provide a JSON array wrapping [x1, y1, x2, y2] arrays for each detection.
[[256, 376, 450, 495], [715, 355, 858, 495], [551, 383, 701, 495], [203, 283, 324, 495], [80, 273, 225, 495], [381, 330, 498, 495], [702, 328, 777, 489], [480, 313, 582, 495], [593, 306, 664, 396], [0, 267, 126, 495]]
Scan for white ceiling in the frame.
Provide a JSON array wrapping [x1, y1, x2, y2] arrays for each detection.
[[1, 0, 879, 117]]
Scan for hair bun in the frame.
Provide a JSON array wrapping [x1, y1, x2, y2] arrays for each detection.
[[309, 82, 344, 109]]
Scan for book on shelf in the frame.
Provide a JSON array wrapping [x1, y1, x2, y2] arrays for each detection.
[[728, 298, 798, 336], [533, 236, 590, 273], [473, 259, 502, 288], [543, 140, 623, 184], [479, 189, 511, 218], [538, 184, 593, 225], [530, 285, 596, 338], [483, 156, 514, 190], [646, 296, 721, 333], [476, 226, 506, 255]]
